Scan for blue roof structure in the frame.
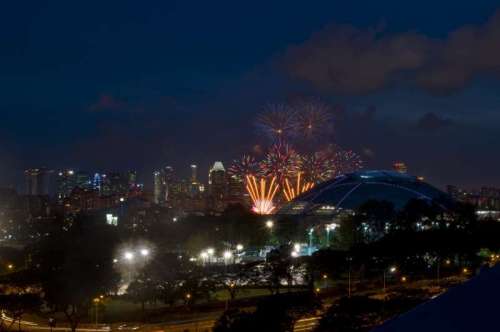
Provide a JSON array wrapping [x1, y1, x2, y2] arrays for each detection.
[[278, 170, 454, 216]]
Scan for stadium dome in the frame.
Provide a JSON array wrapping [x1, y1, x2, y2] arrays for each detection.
[[278, 170, 454, 216]]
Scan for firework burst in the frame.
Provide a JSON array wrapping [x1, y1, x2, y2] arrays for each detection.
[[332, 149, 363, 175], [283, 172, 314, 202], [260, 144, 302, 185], [228, 155, 260, 182], [245, 175, 279, 215], [294, 100, 333, 140], [256, 103, 298, 143], [300, 151, 336, 183]]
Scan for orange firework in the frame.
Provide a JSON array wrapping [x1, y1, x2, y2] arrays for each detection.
[[283, 172, 314, 202], [245, 175, 279, 215]]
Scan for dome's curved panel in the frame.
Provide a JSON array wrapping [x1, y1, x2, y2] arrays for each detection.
[[278, 170, 454, 216]]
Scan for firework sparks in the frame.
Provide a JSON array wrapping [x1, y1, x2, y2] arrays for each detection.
[[245, 175, 279, 214], [256, 103, 298, 143], [332, 149, 363, 175], [283, 172, 314, 202], [228, 155, 260, 182], [301, 151, 335, 183], [294, 100, 333, 140], [260, 144, 302, 185]]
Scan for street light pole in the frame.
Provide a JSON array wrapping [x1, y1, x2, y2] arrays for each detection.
[[92, 298, 100, 327], [383, 266, 397, 294], [347, 257, 352, 298], [308, 228, 314, 256], [383, 271, 386, 293], [326, 228, 330, 247], [437, 257, 441, 286]]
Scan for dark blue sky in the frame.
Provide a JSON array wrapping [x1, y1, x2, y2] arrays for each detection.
[[1, 0, 500, 190]]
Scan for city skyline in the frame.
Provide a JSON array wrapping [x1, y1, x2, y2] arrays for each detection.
[[2, 1, 500, 190], [1, 3, 500, 330]]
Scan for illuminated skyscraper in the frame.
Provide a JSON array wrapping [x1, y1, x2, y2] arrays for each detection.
[[93, 173, 103, 192], [208, 161, 227, 211], [153, 171, 162, 204], [191, 164, 197, 182], [57, 170, 92, 200], [25, 168, 52, 196], [153, 166, 175, 205], [128, 170, 137, 188]]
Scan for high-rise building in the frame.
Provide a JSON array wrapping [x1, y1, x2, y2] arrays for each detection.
[[393, 162, 408, 174], [190, 164, 197, 183], [153, 171, 162, 204], [208, 161, 227, 212], [25, 168, 51, 196], [107, 172, 129, 196], [152, 166, 175, 205], [128, 171, 137, 188], [93, 173, 103, 193], [57, 170, 93, 201], [227, 174, 246, 206]]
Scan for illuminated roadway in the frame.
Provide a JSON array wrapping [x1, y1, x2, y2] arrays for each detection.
[[2, 312, 320, 332]]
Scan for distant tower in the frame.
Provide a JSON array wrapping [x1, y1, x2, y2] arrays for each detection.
[[163, 166, 174, 202], [56, 169, 76, 200], [93, 173, 103, 193], [393, 162, 408, 174], [153, 171, 162, 204], [209, 161, 227, 211], [153, 166, 174, 204], [25, 168, 52, 196], [128, 170, 137, 188], [190, 164, 198, 183]]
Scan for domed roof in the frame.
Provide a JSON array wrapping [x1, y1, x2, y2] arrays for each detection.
[[278, 170, 454, 216]]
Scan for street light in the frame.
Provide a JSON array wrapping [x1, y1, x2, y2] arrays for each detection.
[[383, 266, 397, 293], [123, 251, 134, 262], [291, 251, 299, 258], [92, 298, 100, 327], [200, 251, 208, 265], [265, 220, 274, 229], [140, 248, 150, 257], [223, 250, 233, 260], [325, 223, 338, 247], [206, 248, 215, 264], [308, 228, 314, 255], [236, 244, 244, 251]]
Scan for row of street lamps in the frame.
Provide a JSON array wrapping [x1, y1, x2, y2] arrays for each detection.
[[198, 244, 244, 265], [113, 247, 151, 264]]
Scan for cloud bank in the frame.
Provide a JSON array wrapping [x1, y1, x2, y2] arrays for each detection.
[[285, 11, 500, 95]]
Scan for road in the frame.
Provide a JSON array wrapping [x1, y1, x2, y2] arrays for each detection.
[[131, 315, 319, 332], [2, 312, 320, 332]]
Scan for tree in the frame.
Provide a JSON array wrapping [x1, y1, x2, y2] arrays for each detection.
[[0, 294, 40, 331], [128, 252, 184, 309], [32, 217, 120, 332], [315, 294, 427, 332], [213, 308, 254, 332], [264, 246, 294, 294], [214, 292, 321, 332]]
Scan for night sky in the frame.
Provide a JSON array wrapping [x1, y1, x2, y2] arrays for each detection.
[[2, 0, 500, 190]]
